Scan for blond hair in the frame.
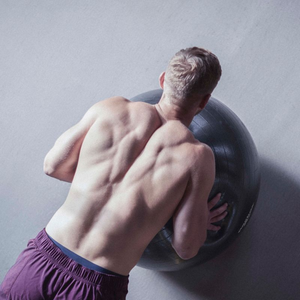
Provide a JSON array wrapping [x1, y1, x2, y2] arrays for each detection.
[[164, 47, 222, 102]]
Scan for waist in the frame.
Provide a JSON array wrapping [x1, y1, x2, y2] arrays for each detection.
[[29, 228, 129, 288], [46, 231, 127, 277]]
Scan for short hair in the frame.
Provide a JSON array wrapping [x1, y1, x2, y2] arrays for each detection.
[[164, 47, 222, 101]]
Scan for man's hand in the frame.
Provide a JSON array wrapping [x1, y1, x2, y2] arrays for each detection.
[[207, 193, 228, 231]]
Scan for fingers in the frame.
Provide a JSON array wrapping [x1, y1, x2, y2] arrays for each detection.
[[207, 195, 229, 231], [207, 224, 221, 231], [208, 193, 221, 210], [210, 203, 228, 218], [211, 210, 228, 223]]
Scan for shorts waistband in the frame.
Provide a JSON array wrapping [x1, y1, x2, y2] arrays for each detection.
[[47, 233, 125, 277], [33, 229, 129, 287]]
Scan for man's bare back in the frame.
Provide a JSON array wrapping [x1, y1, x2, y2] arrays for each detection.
[[45, 96, 215, 275], [0, 47, 225, 300]]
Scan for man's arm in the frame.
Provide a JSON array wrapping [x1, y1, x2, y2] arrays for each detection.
[[43, 104, 99, 182], [172, 145, 215, 260]]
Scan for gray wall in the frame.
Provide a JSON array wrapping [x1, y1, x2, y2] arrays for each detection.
[[1, 1, 300, 299]]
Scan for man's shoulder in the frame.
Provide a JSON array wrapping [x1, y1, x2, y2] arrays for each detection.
[[92, 96, 130, 111], [194, 143, 214, 158], [186, 142, 214, 164], [155, 121, 213, 162], [89, 97, 160, 134], [89, 96, 139, 119], [173, 135, 214, 170], [92, 96, 155, 114]]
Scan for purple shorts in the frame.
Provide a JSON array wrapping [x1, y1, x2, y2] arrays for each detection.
[[0, 229, 129, 300]]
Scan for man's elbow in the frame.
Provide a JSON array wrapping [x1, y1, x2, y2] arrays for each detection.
[[172, 236, 206, 260], [43, 159, 56, 176], [43, 160, 74, 183], [175, 248, 199, 260]]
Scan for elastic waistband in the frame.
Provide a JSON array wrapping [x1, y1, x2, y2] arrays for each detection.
[[33, 229, 129, 287], [47, 233, 126, 277]]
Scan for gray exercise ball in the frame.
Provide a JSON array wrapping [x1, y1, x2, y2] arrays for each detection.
[[130, 89, 260, 271]]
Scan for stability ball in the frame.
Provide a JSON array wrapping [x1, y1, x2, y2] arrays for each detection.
[[130, 89, 261, 271]]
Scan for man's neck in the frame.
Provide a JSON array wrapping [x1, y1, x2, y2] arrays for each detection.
[[155, 95, 196, 127]]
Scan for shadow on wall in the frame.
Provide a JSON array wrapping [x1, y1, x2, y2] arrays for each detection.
[[159, 157, 300, 300]]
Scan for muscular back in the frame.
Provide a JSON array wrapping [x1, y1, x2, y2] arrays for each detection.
[[46, 97, 213, 275]]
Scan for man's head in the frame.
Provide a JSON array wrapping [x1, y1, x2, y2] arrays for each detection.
[[160, 47, 222, 110]]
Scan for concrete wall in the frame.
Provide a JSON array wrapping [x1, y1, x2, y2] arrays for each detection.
[[1, 1, 300, 299]]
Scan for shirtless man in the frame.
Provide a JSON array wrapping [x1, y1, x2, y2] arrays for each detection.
[[0, 47, 227, 300]]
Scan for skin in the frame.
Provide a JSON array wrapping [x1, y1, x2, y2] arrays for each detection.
[[45, 74, 227, 276]]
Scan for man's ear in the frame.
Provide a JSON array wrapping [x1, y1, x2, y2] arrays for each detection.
[[199, 94, 211, 110], [159, 72, 165, 89]]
